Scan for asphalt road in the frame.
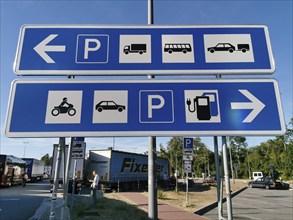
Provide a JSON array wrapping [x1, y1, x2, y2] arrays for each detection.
[[203, 188, 293, 220], [0, 180, 51, 220]]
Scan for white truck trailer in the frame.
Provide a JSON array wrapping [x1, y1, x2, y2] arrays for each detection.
[[87, 150, 169, 191], [22, 158, 44, 182]]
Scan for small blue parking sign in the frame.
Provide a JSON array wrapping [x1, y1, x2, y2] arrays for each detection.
[[76, 35, 109, 63], [139, 90, 174, 123], [184, 138, 194, 149]]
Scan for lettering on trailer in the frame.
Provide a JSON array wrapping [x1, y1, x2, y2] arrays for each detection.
[[120, 158, 164, 174], [5, 79, 285, 137], [15, 25, 274, 75]]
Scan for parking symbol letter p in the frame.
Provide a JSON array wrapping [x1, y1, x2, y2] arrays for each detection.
[[84, 39, 101, 59], [76, 35, 109, 63], [139, 90, 174, 123], [148, 95, 165, 118]]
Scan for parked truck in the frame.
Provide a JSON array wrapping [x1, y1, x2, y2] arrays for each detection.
[[22, 158, 44, 182], [50, 142, 86, 192], [0, 154, 26, 187], [87, 150, 169, 191], [123, 44, 147, 54]]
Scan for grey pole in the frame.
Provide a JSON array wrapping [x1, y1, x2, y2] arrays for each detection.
[[148, 136, 157, 220], [23, 141, 29, 158], [213, 137, 223, 220], [63, 138, 74, 206], [62, 142, 66, 197], [70, 159, 77, 209], [215, 75, 224, 219], [49, 137, 64, 220], [148, 0, 154, 25], [222, 136, 233, 220], [185, 175, 189, 206], [148, 0, 157, 219], [175, 154, 178, 193], [228, 137, 235, 184]]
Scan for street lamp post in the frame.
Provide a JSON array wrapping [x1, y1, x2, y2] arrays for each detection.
[[23, 141, 29, 158]]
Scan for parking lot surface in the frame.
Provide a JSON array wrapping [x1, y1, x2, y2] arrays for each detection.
[[203, 188, 293, 220]]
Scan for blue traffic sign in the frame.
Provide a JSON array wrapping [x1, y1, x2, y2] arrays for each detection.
[[5, 79, 285, 137], [184, 138, 194, 149], [14, 25, 274, 75]]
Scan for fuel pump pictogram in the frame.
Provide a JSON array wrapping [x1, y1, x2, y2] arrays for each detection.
[[186, 96, 211, 120], [184, 90, 221, 123]]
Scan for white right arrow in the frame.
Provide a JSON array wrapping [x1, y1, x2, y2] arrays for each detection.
[[33, 34, 66, 63], [231, 89, 265, 123]]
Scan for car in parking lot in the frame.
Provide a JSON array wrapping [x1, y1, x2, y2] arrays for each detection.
[[248, 177, 283, 189]]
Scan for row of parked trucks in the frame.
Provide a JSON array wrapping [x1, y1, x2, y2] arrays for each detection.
[[1, 143, 169, 191], [0, 155, 45, 187], [50, 142, 169, 192]]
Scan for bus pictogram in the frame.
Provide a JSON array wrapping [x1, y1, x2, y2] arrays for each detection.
[[164, 43, 192, 54]]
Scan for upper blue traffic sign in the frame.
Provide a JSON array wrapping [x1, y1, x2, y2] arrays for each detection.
[[5, 79, 285, 137], [14, 25, 275, 75]]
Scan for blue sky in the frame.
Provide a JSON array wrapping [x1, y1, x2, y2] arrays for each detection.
[[0, 0, 292, 159]]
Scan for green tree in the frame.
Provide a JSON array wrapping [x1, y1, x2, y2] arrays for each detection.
[[166, 137, 184, 177], [247, 118, 293, 180], [41, 153, 53, 166], [229, 136, 250, 178], [192, 137, 214, 177]]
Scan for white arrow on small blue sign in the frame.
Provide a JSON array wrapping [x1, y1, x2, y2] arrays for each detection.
[[14, 25, 274, 75], [5, 79, 285, 138]]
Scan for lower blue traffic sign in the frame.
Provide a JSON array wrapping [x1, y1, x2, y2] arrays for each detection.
[[5, 79, 285, 137]]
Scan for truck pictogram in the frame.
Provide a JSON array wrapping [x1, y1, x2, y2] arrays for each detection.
[[123, 44, 147, 55]]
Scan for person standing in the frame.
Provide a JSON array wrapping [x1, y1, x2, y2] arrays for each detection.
[[22, 173, 28, 187], [163, 172, 169, 190], [89, 170, 99, 203]]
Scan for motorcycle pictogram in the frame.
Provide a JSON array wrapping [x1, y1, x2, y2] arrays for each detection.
[[51, 97, 76, 116]]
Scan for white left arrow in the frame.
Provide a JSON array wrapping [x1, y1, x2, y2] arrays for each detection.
[[33, 34, 66, 63], [231, 89, 265, 123]]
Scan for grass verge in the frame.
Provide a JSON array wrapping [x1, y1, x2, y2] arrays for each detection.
[[71, 195, 148, 220]]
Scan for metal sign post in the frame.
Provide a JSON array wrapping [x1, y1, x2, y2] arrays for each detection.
[[186, 175, 189, 206], [63, 138, 74, 209], [183, 138, 193, 207], [70, 159, 77, 209], [222, 136, 233, 220], [214, 136, 223, 220], [49, 137, 64, 220], [147, 1, 157, 219]]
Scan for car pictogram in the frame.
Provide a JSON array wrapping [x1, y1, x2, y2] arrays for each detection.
[[207, 43, 236, 53], [95, 101, 126, 112]]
